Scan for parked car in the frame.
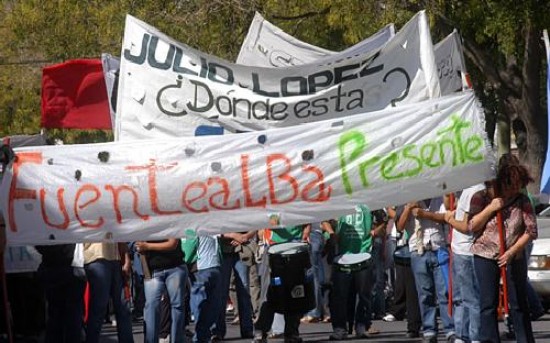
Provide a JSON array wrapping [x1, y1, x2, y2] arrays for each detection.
[[528, 206, 550, 310]]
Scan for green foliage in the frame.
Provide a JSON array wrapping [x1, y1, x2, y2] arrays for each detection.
[[0, 0, 548, 180]]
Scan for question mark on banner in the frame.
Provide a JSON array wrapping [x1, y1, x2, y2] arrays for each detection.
[[383, 67, 411, 107]]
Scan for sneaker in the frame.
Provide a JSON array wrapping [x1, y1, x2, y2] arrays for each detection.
[[446, 333, 456, 343], [329, 330, 348, 341], [211, 334, 223, 342], [423, 335, 437, 343], [367, 327, 380, 335], [231, 316, 240, 325], [253, 332, 268, 343], [382, 313, 396, 322], [355, 324, 366, 338], [242, 332, 254, 339], [284, 335, 303, 343], [406, 331, 420, 338], [159, 336, 170, 343], [300, 315, 320, 323]]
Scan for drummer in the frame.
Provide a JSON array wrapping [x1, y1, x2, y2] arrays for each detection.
[[253, 217, 310, 343], [326, 205, 387, 341]]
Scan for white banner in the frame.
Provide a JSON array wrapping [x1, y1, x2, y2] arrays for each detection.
[[4, 246, 41, 273], [116, 11, 440, 139], [101, 53, 120, 131], [1, 91, 493, 244], [236, 12, 395, 67], [238, 15, 467, 96], [434, 30, 469, 94]]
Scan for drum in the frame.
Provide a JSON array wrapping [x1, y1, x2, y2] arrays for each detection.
[[333, 252, 372, 273], [393, 245, 411, 266], [267, 242, 315, 314]]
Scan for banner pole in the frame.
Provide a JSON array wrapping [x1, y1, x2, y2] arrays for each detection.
[[496, 210, 509, 316]]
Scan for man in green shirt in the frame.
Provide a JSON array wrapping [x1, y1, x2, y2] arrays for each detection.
[[326, 205, 387, 340]]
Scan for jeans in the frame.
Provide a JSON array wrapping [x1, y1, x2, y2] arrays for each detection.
[[452, 253, 480, 342], [144, 265, 187, 343], [85, 259, 134, 343], [213, 253, 254, 338], [307, 231, 326, 319], [38, 265, 86, 343], [330, 265, 374, 333], [192, 267, 222, 343], [410, 250, 454, 338], [371, 237, 386, 317]]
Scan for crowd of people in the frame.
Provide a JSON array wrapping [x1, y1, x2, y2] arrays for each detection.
[[0, 143, 546, 343]]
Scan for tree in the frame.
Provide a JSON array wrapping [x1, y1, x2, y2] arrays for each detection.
[[0, 0, 549, 193]]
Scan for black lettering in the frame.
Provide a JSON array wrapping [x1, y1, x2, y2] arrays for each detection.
[[187, 80, 213, 112], [147, 36, 175, 70], [270, 102, 288, 120], [252, 99, 270, 120], [215, 96, 233, 116], [233, 98, 252, 118], [124, 34, 149, 64], [252, 73, 280, 97], [294, 101, 311, 118], [308, 71, 333, 94], [208, 63, 234, 85], [311, 98, 329, 116], [173, 47, 198, 76], [281, 76, 308, 97], [334, 63, 359, 84], [329, 85, 346, 112], [346, 89, 364, 111]]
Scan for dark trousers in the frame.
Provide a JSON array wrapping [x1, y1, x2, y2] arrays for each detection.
[[474, 255, 534, 343], [39, 266, 86, 343], [506, 257, 535, 343], [389, 263, 421, 333], [330, 265, 374, 333]]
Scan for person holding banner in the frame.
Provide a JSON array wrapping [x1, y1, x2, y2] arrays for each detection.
[[253, 223, 310, 343], [469, 158, 537, 343], [135, 239, 188, 343], [35, 243, 86, 343], [325, 205, 385, 341], [192, 234, 223, 343], [444, 183, 486, 343], [398, 198, 455, 343], [84, 243, 134, 343]]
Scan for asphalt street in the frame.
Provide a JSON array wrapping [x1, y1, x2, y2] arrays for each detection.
[[99, 313, 550, 342]]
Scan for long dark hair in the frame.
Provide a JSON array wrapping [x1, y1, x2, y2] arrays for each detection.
[[496, 153, 533, 195]]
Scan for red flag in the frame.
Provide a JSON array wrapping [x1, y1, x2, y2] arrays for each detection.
[[41, 59, 112, 129]]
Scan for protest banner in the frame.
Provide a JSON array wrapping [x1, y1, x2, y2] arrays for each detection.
[[1, 91, 493, 244], [101, 53, 120, 130], [238, 15, 468, 95], [4, 247, 41, 273], [236, 12, 395, 68], [115, 11, 439, 139]]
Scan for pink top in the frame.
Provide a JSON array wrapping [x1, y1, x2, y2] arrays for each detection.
[[469, 193, 537, 260]]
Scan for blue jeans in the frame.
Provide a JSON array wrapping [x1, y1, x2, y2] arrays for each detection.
[[307, 231, 326, 319], [192, 267, 222, 343], [452, 253, 480, 342], [410, 250, 454, 338], [213, 253, 253, 338], [84, 259, 134, 343], [371, 237, 386, 317], [144, 265, 187, 343]]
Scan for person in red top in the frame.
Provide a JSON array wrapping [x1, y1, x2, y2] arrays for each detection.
[[469, 155, 537, 343]]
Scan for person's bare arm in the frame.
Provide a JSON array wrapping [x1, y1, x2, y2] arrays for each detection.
[[445, 210, 469, 234], [469, 198, 503, 233], [135, 239, 179, 252], [413, 208, 446, 224]]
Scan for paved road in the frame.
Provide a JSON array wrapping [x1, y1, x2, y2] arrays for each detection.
[[100, 313, 550, 342]]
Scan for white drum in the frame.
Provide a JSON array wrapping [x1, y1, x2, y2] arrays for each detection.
[[333, 252, 372, 273]]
